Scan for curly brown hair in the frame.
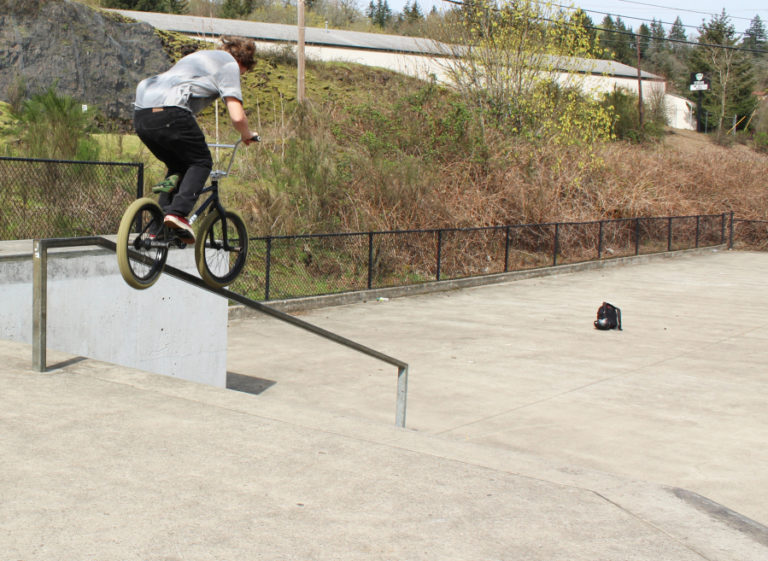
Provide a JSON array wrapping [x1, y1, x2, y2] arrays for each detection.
[[220, 35, 256, 71]]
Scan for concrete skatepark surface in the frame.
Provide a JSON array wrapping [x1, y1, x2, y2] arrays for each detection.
[[2, 249, 768, 559]]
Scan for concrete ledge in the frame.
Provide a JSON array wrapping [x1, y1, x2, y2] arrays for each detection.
[[0, 242, 228, 387], [230, 245, 727, 317]]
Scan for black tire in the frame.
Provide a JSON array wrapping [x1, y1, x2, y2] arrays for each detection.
[[117, 198, 168, 290], [195, 209, 248, 288]]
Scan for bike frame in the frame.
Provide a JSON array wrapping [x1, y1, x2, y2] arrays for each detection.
[[156, 140, 246, 249], [188, 179, 225, 227]]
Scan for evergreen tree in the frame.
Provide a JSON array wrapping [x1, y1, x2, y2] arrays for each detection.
[[743, 15, 767, 52], [403, 1, 424, 24], [219, 0, 254, 19], [669, 17, 687, 42], [570, 9, 599, 56], [168, 0, 188, 14], [219, 0, 241, 19], [649, 18, 665, 54], [597, 15, 616, 59], [644, 17, 676, 81], [368, 0, 392, 28], [598, 15, 633, 65], [668, 16, 687, 55], [598, 16, 613, 35], [656, 17, 692, 93], [613, 17, 634, 65], [637, 23, 651, 61], [690, 10, 757, 133], [102, 0, 169, 10]]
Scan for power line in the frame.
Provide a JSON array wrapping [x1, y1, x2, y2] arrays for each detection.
[[586, 20, 767, 55], [449, 0, 762, 38], [556, 4, 752, 41], [561, 5, 698, 32], [613, 0, 757, 24], [441, 0, 768, 55], [547, 1, 757, 40]]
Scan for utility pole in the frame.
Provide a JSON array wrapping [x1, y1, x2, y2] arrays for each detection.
[[636, 38, 644, 129], [297, 0, 306, 103]]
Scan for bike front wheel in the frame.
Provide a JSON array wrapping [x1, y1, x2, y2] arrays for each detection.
[[116, 197, 168, 290], [195, 209, 248, 288]]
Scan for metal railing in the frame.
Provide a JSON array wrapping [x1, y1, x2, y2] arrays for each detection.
[[229, 212, 732, 302], [0, 156, 143, 240], [0, 154, 747, 300], [31, 237, 409, 427]]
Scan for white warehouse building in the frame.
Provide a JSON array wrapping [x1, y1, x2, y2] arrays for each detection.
[[111, 9, 697, 131]]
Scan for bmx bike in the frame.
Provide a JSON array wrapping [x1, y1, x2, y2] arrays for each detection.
[[116, 138, 257, 290]]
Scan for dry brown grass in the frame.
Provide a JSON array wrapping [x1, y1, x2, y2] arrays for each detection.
[[597, 135, 768, 220], [198, 58, 768, 240], [338, 130, 768, 233]]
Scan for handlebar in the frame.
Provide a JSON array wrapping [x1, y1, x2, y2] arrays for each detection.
[[207, 135, 260, 179], [208, 135, 261, 150]]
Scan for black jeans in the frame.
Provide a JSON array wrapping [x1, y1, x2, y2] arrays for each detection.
[[134, 107, 213, 217]]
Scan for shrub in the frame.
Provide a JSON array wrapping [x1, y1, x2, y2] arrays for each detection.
[[17, 87, 100, 160], [5, 75, 27, 115], [600, 87, 666, 143], [751, 131, 768, 153]]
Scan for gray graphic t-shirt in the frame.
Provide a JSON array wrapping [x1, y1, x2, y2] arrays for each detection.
[[135, 50, 243, 114]]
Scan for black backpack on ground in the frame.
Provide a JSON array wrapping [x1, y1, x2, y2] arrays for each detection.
[[594, 302, 622, 330]]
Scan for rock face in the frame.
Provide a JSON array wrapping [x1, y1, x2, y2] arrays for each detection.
[[0, 0, 172, 121]]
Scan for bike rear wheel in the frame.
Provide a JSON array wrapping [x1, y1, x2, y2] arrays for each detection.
[[195, 209, 248, 288], [117, 198, 168, 290]]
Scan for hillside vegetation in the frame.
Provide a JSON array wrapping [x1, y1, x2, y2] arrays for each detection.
[[175, 48, 768, 235], [1, 9, 767, 238]]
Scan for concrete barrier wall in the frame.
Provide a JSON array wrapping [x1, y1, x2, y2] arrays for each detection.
[[0, 243, 227, 387]]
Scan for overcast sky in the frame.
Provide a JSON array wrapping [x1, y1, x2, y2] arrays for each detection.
[[383, 0, 768, 36]]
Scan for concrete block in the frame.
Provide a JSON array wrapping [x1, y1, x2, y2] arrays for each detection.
[[0, 244, 227, 387]]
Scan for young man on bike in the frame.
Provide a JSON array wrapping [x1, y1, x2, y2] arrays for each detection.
[[133, 36, 259, 244]]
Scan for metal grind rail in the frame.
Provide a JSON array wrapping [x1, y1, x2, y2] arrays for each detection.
[[31, 237, 409, 428]]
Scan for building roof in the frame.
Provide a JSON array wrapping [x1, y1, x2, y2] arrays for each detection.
[[110, 9, 437, 55], [109, 9, 662, 80]]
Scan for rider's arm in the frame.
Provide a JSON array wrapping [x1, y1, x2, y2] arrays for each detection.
[[224, 96, 258, 144]]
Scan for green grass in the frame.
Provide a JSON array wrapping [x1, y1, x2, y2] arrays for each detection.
[[0, 102, 20, 155]]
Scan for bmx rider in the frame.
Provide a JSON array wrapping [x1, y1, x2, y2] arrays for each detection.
[[133, 35, 259, 244]]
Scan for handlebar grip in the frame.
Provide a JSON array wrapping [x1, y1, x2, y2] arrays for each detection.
[[251, 134, 261, 143]]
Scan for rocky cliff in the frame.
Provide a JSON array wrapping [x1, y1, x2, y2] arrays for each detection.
[[0, 0, 172, 121]]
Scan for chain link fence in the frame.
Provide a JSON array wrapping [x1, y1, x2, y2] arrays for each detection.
[[0, 156, 142, 240], [0, 157, 748, 303], [229, 213, 732, 301]]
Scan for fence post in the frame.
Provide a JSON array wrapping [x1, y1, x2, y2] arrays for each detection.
[[695, 215, 701, 248], [436, 230, 443, 281], [367, 232, 374, 290], [265, 237, 272, 301], [32, 240, 47, 372], [729, 211, 734, 249], [136, 163, 144, 199], [634, 219, 640, 255], [598, 221, 604, 259], [504, 226, 510, 272], [667, 217, 673, 252], [720, 213, 725, 245], [552, 223, 560, 266]]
